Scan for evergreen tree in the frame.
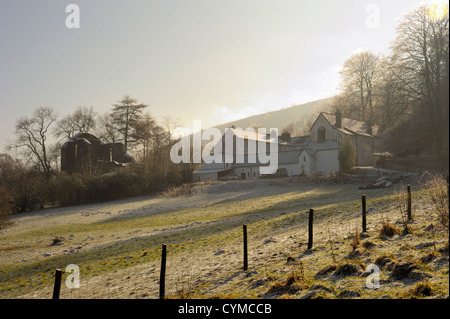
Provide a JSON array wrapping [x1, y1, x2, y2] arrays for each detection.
[[338, 136, 356, 173], [111, 95, 148, 151]]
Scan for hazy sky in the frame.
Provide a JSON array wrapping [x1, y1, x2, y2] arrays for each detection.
[[0, 0, 423, 151]]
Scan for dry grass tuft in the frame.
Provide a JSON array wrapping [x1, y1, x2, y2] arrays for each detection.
[[162, 184, 193, 197], [374, 254, 397, 270], [420, 250, 440, 264], [332, 262, 365, 278], [349, 230, 361, 251], [362, 240, 376, 249], [379, 222, 400, 238], [424, 173, 449, 235], [266, 268, 309, 297], [315, 264, 338, 279], [404, 281, 433, 298]]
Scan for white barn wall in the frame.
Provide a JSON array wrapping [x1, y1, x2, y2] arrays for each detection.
[[192, 172, 218, 182], [278, 163, 301, 177], [233, 166, 259, 179], [315, 149, 339, 176], [299, 150, 312, 176], [355, 135, 373, 166]]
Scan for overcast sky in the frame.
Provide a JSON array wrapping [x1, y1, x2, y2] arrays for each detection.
[[0, 0, 425, 151]]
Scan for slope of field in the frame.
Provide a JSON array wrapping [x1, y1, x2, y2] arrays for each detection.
[[0, 176, 448, 299]]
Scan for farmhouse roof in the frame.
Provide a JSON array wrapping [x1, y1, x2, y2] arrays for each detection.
[[278, 151, 302, 164], [312, 112, 379, 137], [228, 127, 278, 143], [301, 140, 341, 156]]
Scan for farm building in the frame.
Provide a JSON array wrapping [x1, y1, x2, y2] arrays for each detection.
[[192, 111, 380, 181], [60, 132, 133, 174]]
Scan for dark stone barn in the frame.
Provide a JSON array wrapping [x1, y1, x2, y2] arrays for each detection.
[[61, 132, 133, 174]]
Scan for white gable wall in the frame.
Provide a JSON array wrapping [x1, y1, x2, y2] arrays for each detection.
[[310, 114, 335, 142], [315, 149, 339, 177], [355, 135, 374, 166], [234, 166, 259, 179], [278, 163, 301, 177], [298, 150, 312, 176], [192, 172, 219, 182]]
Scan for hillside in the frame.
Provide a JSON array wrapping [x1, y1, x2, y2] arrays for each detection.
[[0, 173, 448, 300], [212, 97, 332, 132]]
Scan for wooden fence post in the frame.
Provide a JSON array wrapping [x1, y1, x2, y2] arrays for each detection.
[[160, 244, 167, 299], [447, 175, 449, 209], [243, 224, 248, 271], [362, 195, 367, 233], [52, 269, 62, 299], [308, 208, 314, 250], [407, 184, 412, 221]]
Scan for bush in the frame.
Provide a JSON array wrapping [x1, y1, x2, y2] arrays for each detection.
[[48, 172, 84, 206], [82, 174, 107, 202], [102, 171, 138, 201], [0, 186, 14, 229], [1, 154, 46, 213], [2, 151, 193, 210], [48, 167, 152, 206], [338, 136, 356, 173]]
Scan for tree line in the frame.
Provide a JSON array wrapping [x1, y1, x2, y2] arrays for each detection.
[[0, 95, 195, 221], [332, 3, 449, 169], [282, 4, 449, 171]]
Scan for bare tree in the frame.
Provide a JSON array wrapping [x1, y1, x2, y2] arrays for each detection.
[[282, 116, 311, 137], [391, 3, 449, 167], [135, 112, 159, 160], [162, 114, 182, 145], [339, 50, 379, 122], [372, 55, 410, 131], [53, 106, 97, 140], [95, 112, 119, 144], [7, 107, 57, 180]]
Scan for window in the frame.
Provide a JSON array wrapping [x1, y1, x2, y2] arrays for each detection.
[[318, 127, 326, 142], [303, 156, 306, 162]]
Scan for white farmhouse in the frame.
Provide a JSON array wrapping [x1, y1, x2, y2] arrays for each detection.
[[192, 111, 380, 181]]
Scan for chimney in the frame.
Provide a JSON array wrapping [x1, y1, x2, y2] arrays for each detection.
[[335, 110, 342, 129], [281, 131, 291, 142]]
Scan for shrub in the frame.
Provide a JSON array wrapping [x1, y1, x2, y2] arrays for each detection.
[[82, 174, 107, 202], [0, 186, 14, 229], [10, 170, 46, 212], [1, 154, 46, 212], [48, 172, 84, 206], [338, 136, 356, 173]]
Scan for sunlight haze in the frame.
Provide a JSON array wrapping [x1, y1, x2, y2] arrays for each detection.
[[0, 0, 422, 150]]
